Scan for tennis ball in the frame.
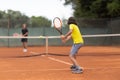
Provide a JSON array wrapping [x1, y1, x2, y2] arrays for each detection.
[[39, 36, 43, 38]]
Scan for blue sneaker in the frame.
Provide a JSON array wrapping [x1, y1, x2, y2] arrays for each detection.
[[72, 68, 83, 74], [71, 66, 83, 74], [70, 65, 76, 71]]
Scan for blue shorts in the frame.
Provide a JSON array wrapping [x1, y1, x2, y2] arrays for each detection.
[[70, 43, 83, 56]]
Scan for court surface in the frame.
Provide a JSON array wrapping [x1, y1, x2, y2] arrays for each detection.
[[0, 46, 120, 80]]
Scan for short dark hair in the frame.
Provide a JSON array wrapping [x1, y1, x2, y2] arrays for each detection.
[[67, 17, 77, 25]]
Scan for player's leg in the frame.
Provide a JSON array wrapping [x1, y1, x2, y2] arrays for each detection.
[[69, 54, 79, 67], [21, 38, 28, 52], [70, 44, 83, 73], [24, 42, 27, 51]]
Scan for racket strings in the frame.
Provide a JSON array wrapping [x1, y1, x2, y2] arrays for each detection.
[[54, 19, 62, 28], [53, 17, 62, 35]]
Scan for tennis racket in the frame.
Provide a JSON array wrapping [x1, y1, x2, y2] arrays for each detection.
[[53, 17, 62, 35], [13, 33, 22, 37]]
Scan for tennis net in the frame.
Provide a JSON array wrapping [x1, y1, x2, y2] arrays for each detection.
[[0, 33, 120, 56], [0, 33, 120, 46]]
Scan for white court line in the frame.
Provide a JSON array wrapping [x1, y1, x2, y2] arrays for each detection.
[[48, 57, 120, 70], [0, 68, 70, 73], [48, 57, 72, 65], [30, 51, 42, 55], [30, 51, 45, 56], [29, 52, 120, 70], [1, 67, 120, 73], [30, 51, 72, 65], [48, 56, 120, 70]]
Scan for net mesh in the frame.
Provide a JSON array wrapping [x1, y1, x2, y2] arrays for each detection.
[[0, 29, 120, 45], [0, 34, 120, 56]]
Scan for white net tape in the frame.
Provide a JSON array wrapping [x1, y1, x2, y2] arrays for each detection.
[[0, 34, 120, 39]]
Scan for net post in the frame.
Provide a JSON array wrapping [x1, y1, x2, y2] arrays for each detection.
[[45, 36, 48, 56]]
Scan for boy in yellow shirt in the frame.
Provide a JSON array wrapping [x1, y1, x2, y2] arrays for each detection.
[[61, 17, 84, 74]]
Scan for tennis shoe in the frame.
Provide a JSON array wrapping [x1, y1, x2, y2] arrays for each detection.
[[72, 68, 83, 74], [71, 65, 83, 74], [70, 65, 76, 71], [23, 49, 27, 52]]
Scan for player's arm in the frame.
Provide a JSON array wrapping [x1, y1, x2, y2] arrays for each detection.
[[24, 32, 28, 36], [61, 29, 72, 43], [23, 30, 28, 36], [22, 32, 28, 37], [64, 29, 72, 38], [61, 29, 72, 39], [63, 35, 72, 43]]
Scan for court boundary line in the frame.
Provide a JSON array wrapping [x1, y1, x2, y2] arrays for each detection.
[[47, 56, 120, 70], [1, 67, 120, 73], [30, 51, 120, 70], [30, 51, 72, 65], [48, 56, 72, 65], [0, 68, 70, 73]]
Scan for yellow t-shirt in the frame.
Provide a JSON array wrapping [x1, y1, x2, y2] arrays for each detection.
[[69, 24, 84, 44]]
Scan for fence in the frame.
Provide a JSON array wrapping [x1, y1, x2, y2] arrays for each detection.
[[0, 18, 120, 47]]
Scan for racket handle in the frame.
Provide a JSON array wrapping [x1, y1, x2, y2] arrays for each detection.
[[56, 29, 62, 35]]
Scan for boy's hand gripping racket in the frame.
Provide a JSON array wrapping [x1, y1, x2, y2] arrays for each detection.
[[53, 17, 62, 35]]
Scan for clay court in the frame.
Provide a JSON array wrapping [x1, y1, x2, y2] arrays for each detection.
[[0, 46, 120, 80]]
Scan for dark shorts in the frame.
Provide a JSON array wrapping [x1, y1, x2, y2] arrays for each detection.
[[70, 43, 83, 56], [21, 38, 28, 42]]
